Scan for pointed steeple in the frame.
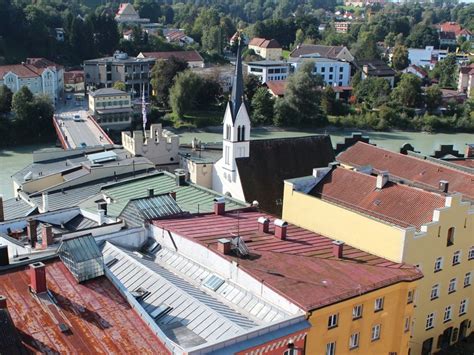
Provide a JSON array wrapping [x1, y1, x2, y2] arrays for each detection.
[[230, 34, 244, 122]]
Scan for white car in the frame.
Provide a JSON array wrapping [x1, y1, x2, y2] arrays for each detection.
[[73, 115, 81, 122]]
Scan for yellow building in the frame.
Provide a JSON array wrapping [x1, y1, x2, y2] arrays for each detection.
[[248, 37, 282, 60], [153, 209, 422, 355], [88, 87, 132, 129], [283, 164, 473, 355]]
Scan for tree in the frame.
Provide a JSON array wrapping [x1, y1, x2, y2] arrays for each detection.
[[425, 84, 442, 112], [406, 25, 439, 48], [244, 74, 261, 103], [354, 77, 391, 108], [321, 86, 336, 115], [391, 74, 423, 108], [251, 87, 274, 125], [113, 81, 126, 91], [12, 86, 34, 120], [0, 85, 13, 115], [169, 71, 203, 118], [151, 57, 188, 107], [392, 45, 409, 70], [352, 31, 379, 61], [202, 25, 223, 54], [431, 54, 457, 89], [274, 61, 326, 126]]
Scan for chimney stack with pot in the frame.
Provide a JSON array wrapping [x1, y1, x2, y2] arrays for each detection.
[[439, 180, 449, 193], [332, 240, 345, 258], [257, 217, 270, 234], [214, 197, 225, 216], [217, 238, 231, 255], [27, 219, 37, 248], [30, 262, 47, 294], [274, 219, 288, 240], [41, 224, 54, 248], [376, 171, 389, 189]]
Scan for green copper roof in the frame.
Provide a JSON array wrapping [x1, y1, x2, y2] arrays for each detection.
[[97, 172, 247, 217]]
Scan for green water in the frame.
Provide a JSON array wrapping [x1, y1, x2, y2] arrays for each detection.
[[1, 129, 472, 199]]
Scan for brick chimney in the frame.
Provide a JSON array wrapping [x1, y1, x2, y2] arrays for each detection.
[[332, 240, 344, 258], [0, 195, 4, 222], [214, 197, 225, 216], [257, 217, 270, 234], [466, 144, 474, 158], [376, 171, 389, 189], [217, 238, 231, 255], [274, 219, 288, 240], [30, 262, 47, 294], [41, 224, 54, 248], [0, 295, 6, 309], [439, 180, 449, 193], [27, 219, 37, 248]]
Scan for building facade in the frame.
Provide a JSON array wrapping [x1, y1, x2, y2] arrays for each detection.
[[458, 64, 474, 98], [248, 38, 283, 60], [291, 57, 351, 87], [408, 46, 448, 70], [282, 163, 474, 355], [88, 88, 132, 129], [0, 58, 64, 105], [84, 51, 155, 97], [246, 61, 290, 83]]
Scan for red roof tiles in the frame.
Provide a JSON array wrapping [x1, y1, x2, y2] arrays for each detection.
[[0, 58, 61, 80], [154, 211, 421, 311], [311, 167, 446, 230], [337, 142, 474, 201], [249, 38, 281, 49], [0, 260, 170, 354], [266, 80, 287, 96]]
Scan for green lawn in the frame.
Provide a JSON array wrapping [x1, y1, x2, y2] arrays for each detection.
[[282, 50, 291, 59], [176, 108, 225, 128]]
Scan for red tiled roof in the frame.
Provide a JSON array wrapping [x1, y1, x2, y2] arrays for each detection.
[[448, 159, 474, 169], [154, 211, 422, 311], [249, 38, 281, 49], [64, 70, 84, 84], [311, 167, 446, 230], [0, 259, 170, 354], [439, 22, 466, 37], [0, 64, 37, 79], [266, 80, 287, 96], [337, 142, 474, 201], [141, 50, 203, 62]]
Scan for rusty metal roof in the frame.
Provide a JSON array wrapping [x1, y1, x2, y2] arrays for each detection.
[[0, 260, 170, 354], [154, 211, 422, 311]]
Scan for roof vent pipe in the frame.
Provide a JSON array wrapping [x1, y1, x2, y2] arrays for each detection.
[[332, 240, 345, 258], [257, 217, 270, 234], [274, 219, 288, 240], [214, 197, 225, 216], [376, 171, 389, 189]]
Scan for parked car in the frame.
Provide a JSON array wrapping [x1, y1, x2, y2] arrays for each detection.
[[73, 115, 81, 122]]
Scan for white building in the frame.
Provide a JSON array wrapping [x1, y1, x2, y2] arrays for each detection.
[[246, 60, 290, 83], [458, 64, 474, 98], [291, 57, 351, 87], [0, 58, 64, 105], [122, 124, 179, 166], [408, 46, 448, 70]]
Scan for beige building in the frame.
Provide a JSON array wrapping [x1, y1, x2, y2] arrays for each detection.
[[248, 38, 282, 60], [122, 124, 179, 166], [89, 88, 132, 129], [458, 64, 474, 98]]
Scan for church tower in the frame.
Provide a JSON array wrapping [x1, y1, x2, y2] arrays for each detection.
[[221, 36, 251, 176], [212, 35, 251, 200]]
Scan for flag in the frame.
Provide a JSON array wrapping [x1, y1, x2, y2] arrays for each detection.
[[142, 84, 147, 132]]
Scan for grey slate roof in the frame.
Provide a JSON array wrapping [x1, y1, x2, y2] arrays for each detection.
[[236, 135, 335, 215], [230, 39, 244, 122], [2, 198, 37, 221], [90, 88, 127, 97]]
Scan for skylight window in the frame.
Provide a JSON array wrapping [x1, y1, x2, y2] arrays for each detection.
[[203, 275, 225, 291]]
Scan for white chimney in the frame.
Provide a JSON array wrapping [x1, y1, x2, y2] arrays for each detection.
[[376, 171, 389, 189], [98, 209, 105, 225], [42, 192, 49, 212]]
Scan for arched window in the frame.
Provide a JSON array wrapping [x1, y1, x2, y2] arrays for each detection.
[[447, 227, 455, 246], [237, 126, 241, 141], [226, 125, 231, 140], [241, 125, 246, 141]]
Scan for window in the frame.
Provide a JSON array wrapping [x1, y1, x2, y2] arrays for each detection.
[[224, 146, 230, 165], [329, 67, 334, 72], [444, 306, 452, 322], [241, 125, 246, 141], [459, 299, 468, 315], [469, 246, 474, 260], [431, 284, 440, 300], [407, 290, 415, 304], [328, 74, 333, 80], [426, 313, 435, 330], [448, 278, 457, 294], [464, 272, 471, 287], [374, 297, 384, 312], [321, 67, 326, 73], [371, 324, 381, 341], [339, 67, 344, 72], [326, 342, 336, 355], [434, 257, 443, 272], [349, 332, 359, 349], [452, 251, 461, 265], [404, 316, 411, 332], [447, 227, 455, 246], [352, 304, 363, 319], [328, 313, 338, 328], [237, 126, 241, 141]]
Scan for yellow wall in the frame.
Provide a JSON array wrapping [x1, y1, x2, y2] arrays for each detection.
[[307, 282, 418, 355], [283, 181, 474, 355], [282, 182, 408, 263], [89, 93, 131, 112]]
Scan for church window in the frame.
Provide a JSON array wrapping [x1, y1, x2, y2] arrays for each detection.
[[237, 126, 241, 142], [241, 126, 246, 141], [225, 146, 230, 165]]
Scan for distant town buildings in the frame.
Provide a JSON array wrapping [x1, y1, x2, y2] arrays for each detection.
[[138, 50, 205, 68], [334, 21, 351, 33], [408, 46, 448, 70], [163, 29, 195, 46], [246, 60, 290, 83], [248, 37, 283, 60], [290, 44, 355, 62], [84, 51, 155, 97], [64, 70, 84, 93], [359, 59, 396, 87], [291, 57, 351, 87], [402, 64, 429, 80], [0, 58, 64, 105], [88, 88, 133, 129], [114, 3, 149, 24], [344, 0, 385, 6]]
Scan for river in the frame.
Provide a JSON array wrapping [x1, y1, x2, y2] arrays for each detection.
[[0, 129, 472, 199]]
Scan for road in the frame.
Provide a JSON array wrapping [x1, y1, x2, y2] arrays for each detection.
[[54, 97, 113, 149]]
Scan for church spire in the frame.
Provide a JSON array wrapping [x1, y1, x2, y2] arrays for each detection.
[[230, 34, 244, 122]]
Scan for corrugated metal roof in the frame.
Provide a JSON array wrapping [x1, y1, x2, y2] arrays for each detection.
[[58, 234, 103, 263], [2, 198, 37, 221], [102, 172, 247, 217]]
